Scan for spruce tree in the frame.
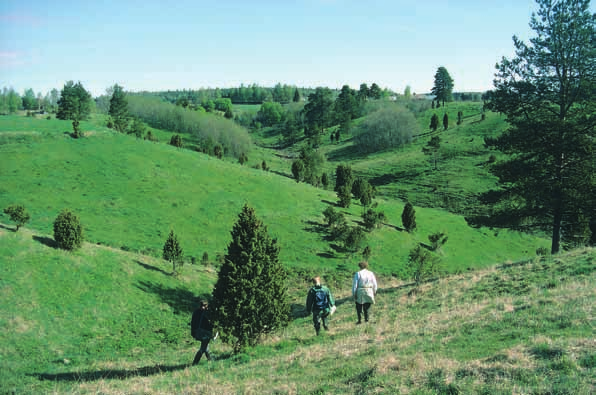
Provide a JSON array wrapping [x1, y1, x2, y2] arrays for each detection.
[[443, 113, 449, 130], [211, 204, 290, 353], [401, 201, 417, 232]]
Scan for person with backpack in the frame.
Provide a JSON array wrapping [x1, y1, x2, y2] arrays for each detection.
[[305, 276, 335, 336], [352, 261, 378, 324], [190, 300, 214, 365]]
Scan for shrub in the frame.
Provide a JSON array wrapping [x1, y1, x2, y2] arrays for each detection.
[[407, 245, 441, 286], [144, 130, 158, 142], [428, 232, 448, 252], [362, 245, 372, 260], [343, 226, 366, 252], [201, 251, 210, 266], [163, 230, 184, 275], [401, 202, 417, 232], [362, 209, 386, 231], [238, 152, 248, 165], [337, 185, 352, 208], [53, 209, 84, 250], [169, 134, 183, 148], [3, 204, 30, 231], [322, 206, 344, 228]]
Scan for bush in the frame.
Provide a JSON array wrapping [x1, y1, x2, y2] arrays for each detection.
[[169, 134, 183, 148], [353, 105, 419, 153], [401, 202, 417, 232], [362, 209, 386, 231], [343, 226, 366, 252], [53, 209, 84, 250], [238, 152, 248, 165], [407, 245, 441, 286], [3, 204, 30, 231]]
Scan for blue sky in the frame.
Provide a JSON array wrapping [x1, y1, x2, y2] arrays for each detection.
[[1, 1, 548, 97]]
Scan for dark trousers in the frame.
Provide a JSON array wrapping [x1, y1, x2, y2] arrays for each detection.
[[356, 302, 371, 323], [192, 338, 211, 365], [312, 309, 329, 334]]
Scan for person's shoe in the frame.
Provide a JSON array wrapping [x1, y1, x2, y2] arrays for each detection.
[[356, 321, 362, 325], [323, 324, 329, 330]]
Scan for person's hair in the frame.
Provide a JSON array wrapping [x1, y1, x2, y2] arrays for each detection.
[[358, 261, 369, 269], [200, 300, 209, 308], [311, 276, 321, 285]]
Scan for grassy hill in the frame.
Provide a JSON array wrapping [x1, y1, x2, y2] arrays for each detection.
[[1, 227, 594, 394], [1, 108, 592, 394], [0, 115, 549, 278]]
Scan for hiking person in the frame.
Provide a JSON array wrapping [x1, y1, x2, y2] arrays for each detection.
[[190, 300, 214, 365], [352, 261, 378, 324], [305, 276, 335, 336]]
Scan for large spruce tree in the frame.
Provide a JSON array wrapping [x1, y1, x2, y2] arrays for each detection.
[[431, 67, 454, 107], [485, 0, 596, 254], [211, 204, 290, 353]]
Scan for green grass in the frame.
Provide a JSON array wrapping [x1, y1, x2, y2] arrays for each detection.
[[0, 115, 549, 278], [1, 228, 593, 394], [1, 109, 591, 394]]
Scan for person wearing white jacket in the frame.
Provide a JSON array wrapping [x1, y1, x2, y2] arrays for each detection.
[[352, 261, 378, 324]]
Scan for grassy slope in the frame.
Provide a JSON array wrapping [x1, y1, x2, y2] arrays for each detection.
[[0, 115, 548, 278], [1, 228, 593, 394]]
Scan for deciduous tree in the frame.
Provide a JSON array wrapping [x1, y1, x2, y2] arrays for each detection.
[[3, 204, 30, 231]]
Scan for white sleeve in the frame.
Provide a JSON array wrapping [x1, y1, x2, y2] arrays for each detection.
[[372, 273, 378, 293]]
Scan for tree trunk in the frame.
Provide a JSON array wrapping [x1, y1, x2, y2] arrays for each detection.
[[551, 203, 562, 255]]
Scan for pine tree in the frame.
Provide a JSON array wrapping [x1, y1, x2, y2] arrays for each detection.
[[431, 67, 454, 107], [484, 0, 596, 254], [109, 84, 129, 133], [401, 202, 417, 232], [163, 230, 183, 275], [443, 113, 449, 130], [211, 204, 290, 353]]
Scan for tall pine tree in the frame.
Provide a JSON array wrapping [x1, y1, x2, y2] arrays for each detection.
[[485, 0, 596, 253], [211, 204, 290, 353], [431, 67, 454, 107], [108, 84, 129, 133]]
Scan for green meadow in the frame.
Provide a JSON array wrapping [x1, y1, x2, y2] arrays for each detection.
[[1, 109, 593, 394]]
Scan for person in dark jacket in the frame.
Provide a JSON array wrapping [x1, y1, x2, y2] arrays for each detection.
[[191, 300, 214, 365], [305, 276, 335, 336]]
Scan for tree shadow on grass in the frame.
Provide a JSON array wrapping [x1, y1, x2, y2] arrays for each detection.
[[30, 363, 189, 382], [32, 235, 58, 249], [135, 260, 170, 276], [0, 223, 16, 232], [136, 280, 208, 315]]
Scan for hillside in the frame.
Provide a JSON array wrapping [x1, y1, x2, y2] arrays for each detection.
[[1, 227, 594, 394], [0, 114, 549, 277]]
